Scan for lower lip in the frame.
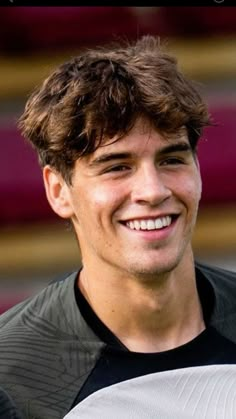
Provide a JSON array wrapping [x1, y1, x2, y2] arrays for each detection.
[[123, 218, 178, 242]]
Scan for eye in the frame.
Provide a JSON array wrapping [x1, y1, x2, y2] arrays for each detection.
[[106, 164, 131, 172], [161, 157, 184, 166]]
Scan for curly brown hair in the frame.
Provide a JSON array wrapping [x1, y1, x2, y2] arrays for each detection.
[[19, 35, 211, 184]]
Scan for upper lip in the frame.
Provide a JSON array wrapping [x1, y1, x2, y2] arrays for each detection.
[[120, 213, 179, 223]]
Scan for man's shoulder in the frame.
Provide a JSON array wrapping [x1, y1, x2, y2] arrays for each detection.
[[195, 260, 236, 307], [196, 261, 236, 341], [196, 260, 236, 289], [0, 270, 105, 418], [0, 270, 78, 332], [0, 387, 22, 419]]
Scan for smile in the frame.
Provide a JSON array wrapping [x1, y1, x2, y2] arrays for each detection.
[[126, 216, 172, 231]]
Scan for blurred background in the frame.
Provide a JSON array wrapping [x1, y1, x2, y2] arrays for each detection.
[[0, 6, 236, 312]]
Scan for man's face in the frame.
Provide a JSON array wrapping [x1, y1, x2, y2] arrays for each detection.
[[63, 118, 202, 278]]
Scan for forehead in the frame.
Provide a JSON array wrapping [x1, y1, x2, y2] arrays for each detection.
[[93, 118, 189, 157]]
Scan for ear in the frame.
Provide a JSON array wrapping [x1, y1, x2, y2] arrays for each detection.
[[43, 165, 74, 219]]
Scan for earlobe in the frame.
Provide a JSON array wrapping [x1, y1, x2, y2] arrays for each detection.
[[43, 166, 74, 219]]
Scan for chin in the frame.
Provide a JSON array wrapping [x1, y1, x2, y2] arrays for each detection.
[[126, 257, 181, 279], [125, 241, 193, 279]]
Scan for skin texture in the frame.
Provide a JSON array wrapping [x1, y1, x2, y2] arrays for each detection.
[[44, 117, 205, 352]]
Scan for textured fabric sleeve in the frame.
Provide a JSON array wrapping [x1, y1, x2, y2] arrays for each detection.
[[64, 365, 236, 419], [0, 273, 105, 419], [0, 387, 22, 419]]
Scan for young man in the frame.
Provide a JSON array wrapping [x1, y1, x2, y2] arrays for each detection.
[[0, 36, 236, 419]]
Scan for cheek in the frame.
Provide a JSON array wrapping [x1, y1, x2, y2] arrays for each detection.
[[90, 183, 126, 209], [188, 175, 202, 210], [193, 172, 202, 201], [75, 186, 125, 230], [177, 172, 202, 207]]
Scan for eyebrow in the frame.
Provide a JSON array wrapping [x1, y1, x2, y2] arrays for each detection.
[[158, 142, 192, 156], [89, 152, 133, 166], [89, 142, 192, 167]]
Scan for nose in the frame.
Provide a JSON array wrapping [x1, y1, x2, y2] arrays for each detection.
[[131, 164, 171, 206]]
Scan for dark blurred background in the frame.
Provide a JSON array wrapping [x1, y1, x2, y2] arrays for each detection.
[[0, 6, 236, 312]]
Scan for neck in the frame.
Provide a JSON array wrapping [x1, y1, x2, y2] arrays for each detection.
[[78, 254, 205, 353]]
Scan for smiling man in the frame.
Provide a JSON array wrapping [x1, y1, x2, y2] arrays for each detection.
[[0, 36, 236, 419]]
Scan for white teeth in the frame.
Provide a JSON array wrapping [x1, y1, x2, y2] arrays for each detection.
[[155, 219, 162, 229], [134, 220, 141, 230], [129, 221, 135, 230], [126, 216, 172, 231], [162, 218, 167, 227], [147, 220, 155, 230], [140, 220, 147, 230]]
